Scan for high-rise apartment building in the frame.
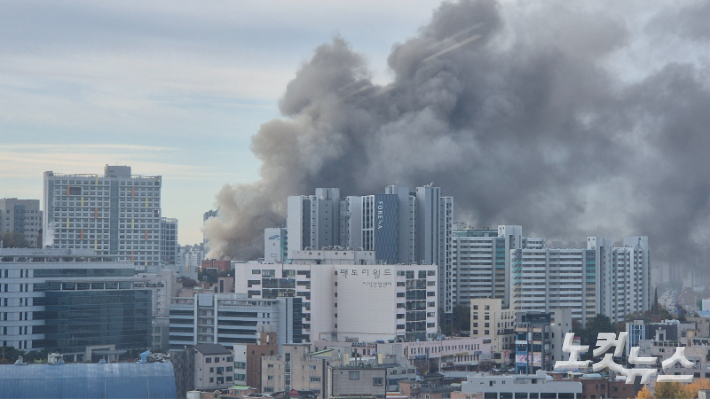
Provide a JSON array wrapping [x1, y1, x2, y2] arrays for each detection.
[[286, 188, 341, 255], [511, 247, 598, 325], [43, 165, 169, 269], [160, 217, 179, 266], [284, 185, 453, 317], [454, 224, 650, 327], [0, 198, 41, 247], [451, 225, 525, 308], [510, 236, 651, 326], [592, 236, 651, 322]]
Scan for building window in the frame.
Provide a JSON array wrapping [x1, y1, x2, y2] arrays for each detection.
[[268, 375, 274, 380], [206, 358, 212, 363], [311, 377, 321, 382], [373, 378, 384, 386], [349, 371, 360, 380]]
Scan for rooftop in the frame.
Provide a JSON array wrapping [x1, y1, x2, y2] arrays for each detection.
[[194, 343, 232, 355], [0, 362, 176, 399]]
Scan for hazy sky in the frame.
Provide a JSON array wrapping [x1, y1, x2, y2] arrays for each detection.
[[0, 0, 443, 244]]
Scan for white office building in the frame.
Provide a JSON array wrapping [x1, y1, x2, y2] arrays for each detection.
[[0, 198, 42, 248], [43, 165, 167, 269], [0, 248, 148, 353], [168, 293, 303, 349], [233, 258, 438, 342]]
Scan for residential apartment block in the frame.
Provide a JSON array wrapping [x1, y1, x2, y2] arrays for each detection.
[[0, 198, 41, 247], [453, 224, 650, 326], [470, 298, 516, 364], [285, 185, 454, 316]]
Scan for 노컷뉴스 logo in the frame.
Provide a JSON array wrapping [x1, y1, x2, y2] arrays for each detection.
[[554, 333, 695, 384]]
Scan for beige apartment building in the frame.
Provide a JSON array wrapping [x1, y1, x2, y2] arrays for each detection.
[[470, 298, 515, 364]]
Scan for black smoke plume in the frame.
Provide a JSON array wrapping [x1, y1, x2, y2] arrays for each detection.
[[204, 0, 710, 281]]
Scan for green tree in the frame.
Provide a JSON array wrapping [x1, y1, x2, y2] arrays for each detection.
[[1, 231, 28, 248], [0, 346, 24, 364], [654, 382, 684, 399]]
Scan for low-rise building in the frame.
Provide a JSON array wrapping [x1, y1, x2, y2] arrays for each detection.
[[470, 298, 515, 365], [459, 371, 583, 399], [233, 330, 279, 391], [327, 366, 388, 399], [0, 248, 151, 358], [168, 293, 303, 349], [399, 379, 459, 399], [261, 344, 342, 397], [193, 344, 235, 391], [403, 337, 492, 373], [0, 362, 176, 399], [514, 310, 573, 374]]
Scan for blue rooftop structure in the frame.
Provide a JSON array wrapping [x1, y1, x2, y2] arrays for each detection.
[[0, 362, 176, 399]]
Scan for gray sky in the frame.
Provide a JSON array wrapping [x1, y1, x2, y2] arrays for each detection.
[[0, 0, 441, 244], [4, 0, 710, 281]]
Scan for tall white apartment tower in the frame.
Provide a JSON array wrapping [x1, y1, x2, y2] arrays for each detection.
[[589, 236, 650, 323], [339, 196, 362, 250], [451, 225, 523, 308], [415, 186, 454, 316], [287, 196, 310, 255], [43, 165, 163, 269], [286, 188, 341, 255], [498, 225, 523, 308], [310, 188, 340, 250]]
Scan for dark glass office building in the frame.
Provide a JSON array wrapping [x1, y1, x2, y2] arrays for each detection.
[[39, 289, 152, 354]]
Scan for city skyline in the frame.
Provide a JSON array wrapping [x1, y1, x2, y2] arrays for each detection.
[[0, 0, 442, 246], [2, 0, 710, 283]]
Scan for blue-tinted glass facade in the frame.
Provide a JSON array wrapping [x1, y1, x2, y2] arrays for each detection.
[[0, 363, 176, 399], [373, 194, 398, 264], [38, 290, 152, 353]]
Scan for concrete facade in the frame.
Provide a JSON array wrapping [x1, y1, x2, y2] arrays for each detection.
[[0, 198, 41, 248], [327, 366, 388, 398], [264, 228, 287, 263], [193, 343, 235, 391], [470, 298, 515, 365], [43, 165, 166, 270], [0, 248, 149, 354], [168, 293, 303, 349], [232, 331, 279, 391], [460, 371, 583, 399], [234, 262, 438, 343]]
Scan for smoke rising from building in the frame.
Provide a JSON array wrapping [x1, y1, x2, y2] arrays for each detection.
[[204, 0, 710, 278]]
